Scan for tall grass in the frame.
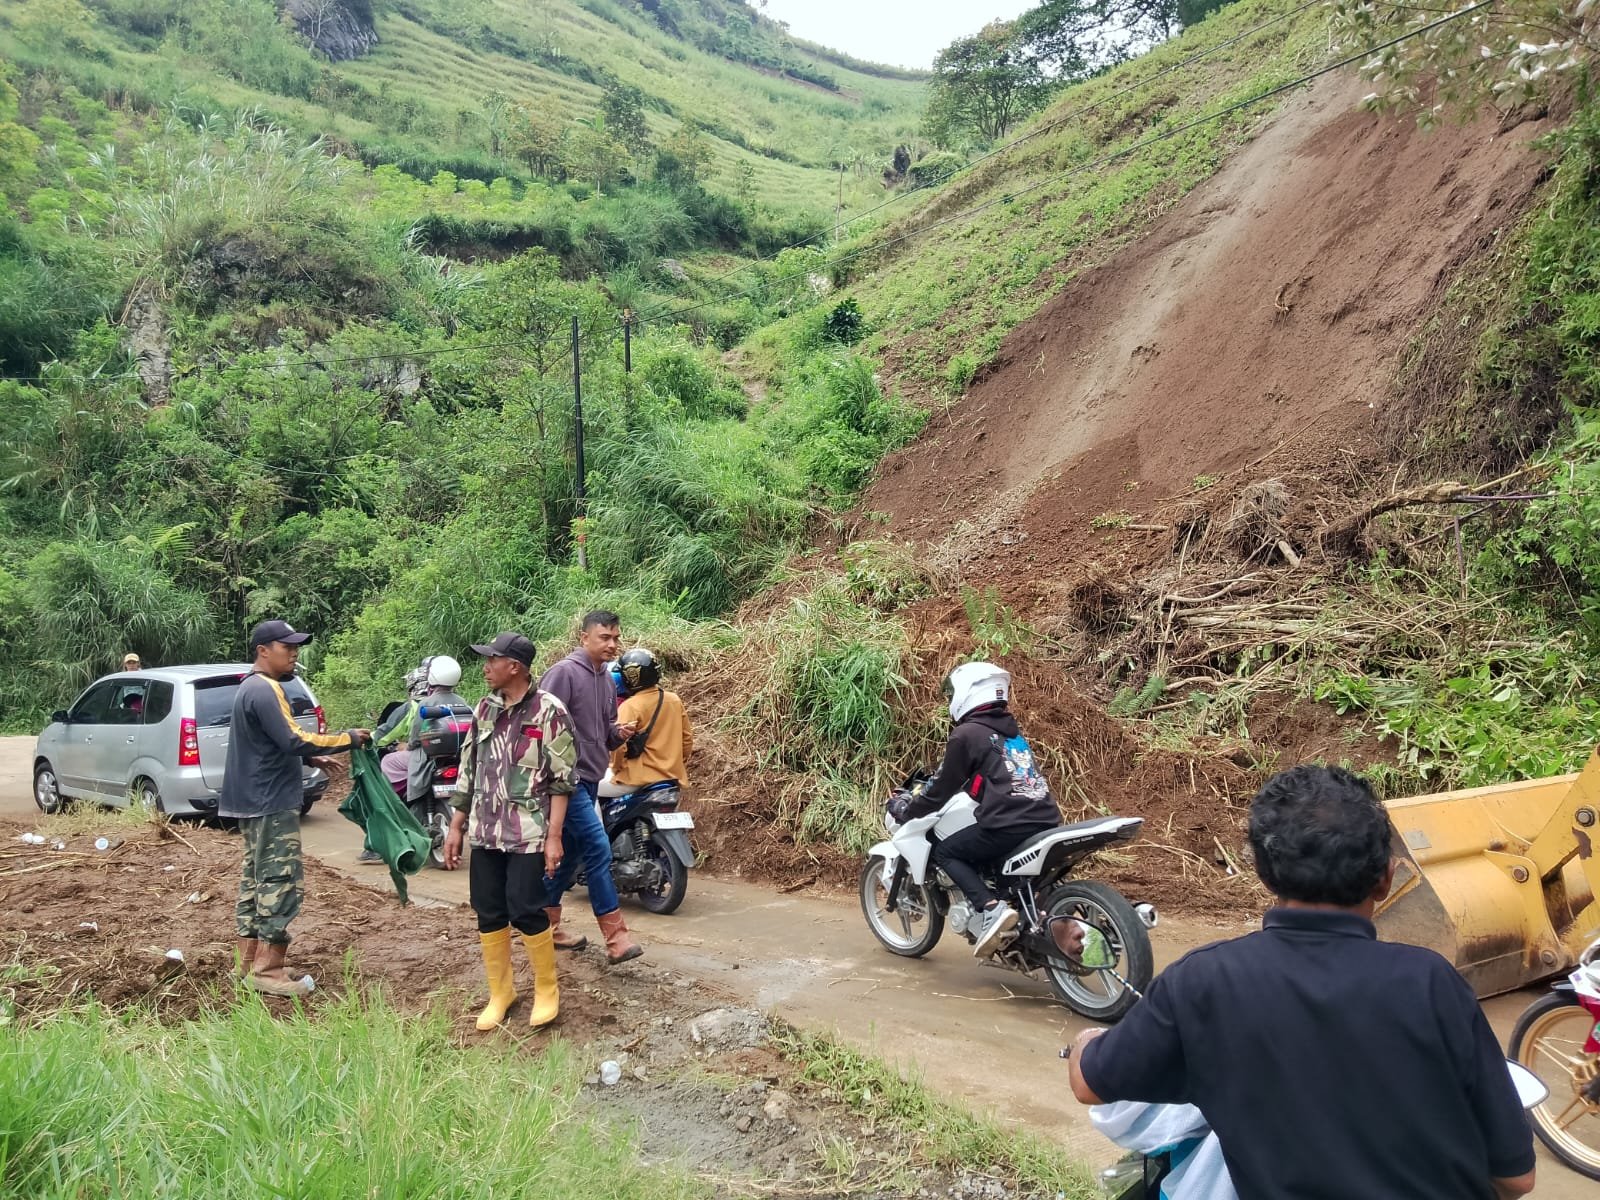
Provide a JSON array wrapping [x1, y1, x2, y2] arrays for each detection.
[[0, 991, 702, 1200]]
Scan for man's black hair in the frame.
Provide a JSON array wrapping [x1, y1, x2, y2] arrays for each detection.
[[580, 609, 622, 631], [1247, 765, 1393, 907]]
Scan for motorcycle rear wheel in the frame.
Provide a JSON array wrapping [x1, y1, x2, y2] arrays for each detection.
[[1510, 991, 1600, 1180], [635, 831, 688, 915], [859, 855, 943, 957], [419, 801, 451, 870], [1041, 881, 1152, 1022]]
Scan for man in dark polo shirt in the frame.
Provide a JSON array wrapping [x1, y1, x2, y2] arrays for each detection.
[[1062, 765, 1536, 1200]]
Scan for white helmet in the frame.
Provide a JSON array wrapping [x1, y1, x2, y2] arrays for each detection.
[[943, 661, 1011, 722], [426, 655, 462, 688]]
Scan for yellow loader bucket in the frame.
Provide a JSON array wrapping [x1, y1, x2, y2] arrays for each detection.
[[1376, 750, 1600, 999]]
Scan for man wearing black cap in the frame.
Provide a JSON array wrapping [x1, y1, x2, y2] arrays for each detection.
[[443, 632, 577, 1030], [220, 620, 371, 997]]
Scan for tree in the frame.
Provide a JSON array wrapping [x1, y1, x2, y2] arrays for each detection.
[[568, 114, 626, 195], [925, 20, 1048, 147], [600, 82, 652, 159], [479, 89, 512, 160], [507, 101, 568, 178], [654, 121, 713, 189], [1328, 0, 1600, 125], [1016, 0, 1187, 79]]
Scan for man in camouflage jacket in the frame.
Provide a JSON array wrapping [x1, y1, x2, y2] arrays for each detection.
[[443, 632, 575, 1030]]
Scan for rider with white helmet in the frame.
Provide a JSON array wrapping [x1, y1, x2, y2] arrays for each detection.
[[360, 655, 469, 863], [897, 661, 1061, 958]]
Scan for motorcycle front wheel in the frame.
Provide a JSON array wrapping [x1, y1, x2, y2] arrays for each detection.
[[635, 831, 689, 915], [859, 855, 943, 957], [1041, 880, 1153, 1022], [1510, 991, 1600, 1180]]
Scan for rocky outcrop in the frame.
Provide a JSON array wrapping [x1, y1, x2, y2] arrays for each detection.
[[281, 0, 378, 63]]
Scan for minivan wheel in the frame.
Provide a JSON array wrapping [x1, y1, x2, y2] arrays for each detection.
[[133, 778, 163, 814], [33, 763, 64, 814]]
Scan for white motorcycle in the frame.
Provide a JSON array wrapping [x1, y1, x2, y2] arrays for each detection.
[[859, 778, 1156, 1021]]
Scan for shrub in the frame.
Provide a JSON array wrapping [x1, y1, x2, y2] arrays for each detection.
[[821, 297, 866, 345]]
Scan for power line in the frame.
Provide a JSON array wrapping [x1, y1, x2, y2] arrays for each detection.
[[678, 0, 1328, 306], [637, 0, 1500, 330]]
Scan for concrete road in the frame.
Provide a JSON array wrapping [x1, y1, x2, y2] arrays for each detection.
[[2, 736, 1589, 1193]]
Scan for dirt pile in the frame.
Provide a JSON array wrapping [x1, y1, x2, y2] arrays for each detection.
[[689, 74, 1558, 922], [865, 75, 1551, 575], [679, 587, 1266, 919]]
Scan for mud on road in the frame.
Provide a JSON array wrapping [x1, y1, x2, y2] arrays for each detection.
[[0, 812, 1082, 1198], [1, 738, 1588, 1198]]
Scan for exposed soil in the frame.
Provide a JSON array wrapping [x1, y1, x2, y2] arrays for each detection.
[[865, 77, 1550, 574], [692, 75, 1556, 925], [681, 589, 1265, 922], [0, 815, 1072, 1199]]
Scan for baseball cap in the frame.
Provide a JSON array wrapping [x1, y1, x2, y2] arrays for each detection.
[[249, 619, 313, 650], [470, 632, 535, 667]]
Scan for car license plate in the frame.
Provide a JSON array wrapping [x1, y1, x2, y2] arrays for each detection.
[[652, 811, 694, 830], [432, 784, 454, 798]]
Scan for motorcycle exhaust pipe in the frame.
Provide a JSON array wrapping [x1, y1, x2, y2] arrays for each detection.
[[1135, 903, 1158, 929]]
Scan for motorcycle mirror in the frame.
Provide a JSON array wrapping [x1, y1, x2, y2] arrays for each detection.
[[1505, 1060, 1549, 1110]]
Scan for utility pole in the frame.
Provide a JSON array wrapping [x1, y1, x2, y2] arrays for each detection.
[[571, 315, 587, 571]]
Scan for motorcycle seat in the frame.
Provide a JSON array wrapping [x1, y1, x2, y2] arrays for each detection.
[[1002, 817, 1144, 877]]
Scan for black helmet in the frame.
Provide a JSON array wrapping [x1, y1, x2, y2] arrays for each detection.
[[617, 647, 660, 693]]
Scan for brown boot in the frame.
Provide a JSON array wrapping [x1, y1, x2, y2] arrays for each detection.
[[596, 909, 643, 964], [546, 905, 588, 951], [234, 937, 259, 978], [245, 940, 312, 997]]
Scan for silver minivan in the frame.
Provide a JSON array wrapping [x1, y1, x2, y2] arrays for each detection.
[[32, 665, 331, 818]]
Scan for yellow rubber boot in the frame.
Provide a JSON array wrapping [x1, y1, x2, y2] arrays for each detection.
[[521, 929, 561, 1029], [475, 928, 517, 1031]]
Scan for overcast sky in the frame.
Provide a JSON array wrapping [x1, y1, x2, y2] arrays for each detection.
[[760, 0, 1038, 71]]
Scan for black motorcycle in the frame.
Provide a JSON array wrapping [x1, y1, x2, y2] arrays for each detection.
[[576, 780, 695, 914]]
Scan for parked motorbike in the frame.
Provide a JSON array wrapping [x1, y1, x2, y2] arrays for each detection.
[[1508, 934, 1600, 1180], [1093, 1061, 1552, 1198], [580, 776, 695, 914], [402, 702, 471, 869], [859, 772, 1155, 1022]]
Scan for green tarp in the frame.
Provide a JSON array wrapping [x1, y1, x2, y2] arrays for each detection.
[[338, 747, 434, 905]]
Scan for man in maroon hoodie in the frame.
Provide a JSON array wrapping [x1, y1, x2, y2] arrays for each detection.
[[536, 610, 644, 963]]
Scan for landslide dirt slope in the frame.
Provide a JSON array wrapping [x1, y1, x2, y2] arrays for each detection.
[[683, 73, 1557, 919], [865, 74, 1550, 584]]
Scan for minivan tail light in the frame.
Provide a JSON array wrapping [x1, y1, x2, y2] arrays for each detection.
[[179, 717, 200, 766], [314, 705, 326, 733]]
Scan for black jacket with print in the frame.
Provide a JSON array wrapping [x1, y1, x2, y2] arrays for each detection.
[[905, 705, 1059, 831]]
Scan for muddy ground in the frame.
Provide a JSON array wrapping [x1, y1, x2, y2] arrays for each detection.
[[0, 814, 1069, 1198]]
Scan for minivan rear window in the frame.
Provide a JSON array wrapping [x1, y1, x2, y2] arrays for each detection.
[[143, 681, 174, 724], [193, 676, 244, 727]]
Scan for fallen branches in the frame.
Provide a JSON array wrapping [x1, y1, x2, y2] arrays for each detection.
[[1318, 480, 1467, 556]]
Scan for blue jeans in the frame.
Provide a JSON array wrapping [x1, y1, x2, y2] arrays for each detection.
[[546, 780, 620, 916]]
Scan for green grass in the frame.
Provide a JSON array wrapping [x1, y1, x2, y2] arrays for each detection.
[[0, 0, 925, 214], [776, 1024, 1098, 1198], [0, 990, 705, 1200]]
